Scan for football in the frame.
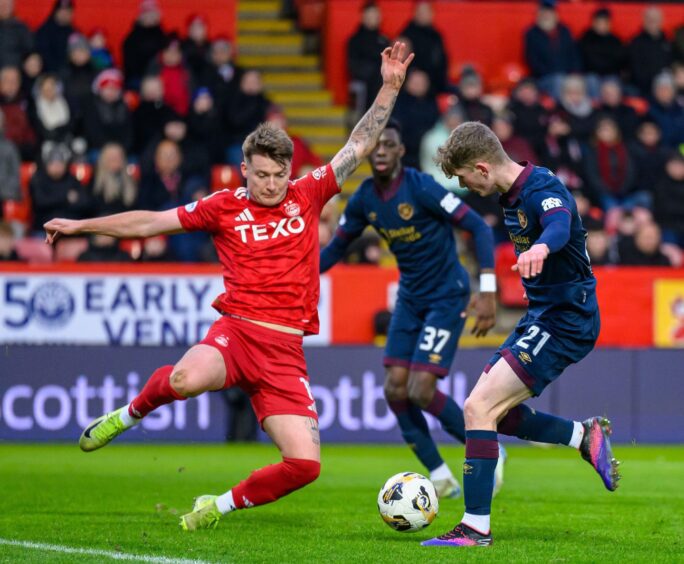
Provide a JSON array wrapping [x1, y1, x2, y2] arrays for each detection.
[[377, 472, 439, 532]]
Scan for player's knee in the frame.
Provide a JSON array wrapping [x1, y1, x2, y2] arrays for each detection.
[[383, 379, 407, 402], [463, 395, 489, 426], [283, 457, 321, 487], [406, 382, 433, 409], [170, 369, 201, 397]]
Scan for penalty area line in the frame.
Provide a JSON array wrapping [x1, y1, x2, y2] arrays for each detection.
[[0, 538, 215, 564]]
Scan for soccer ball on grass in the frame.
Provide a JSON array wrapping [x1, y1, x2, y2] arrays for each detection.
[[377, 472, 438, 532]]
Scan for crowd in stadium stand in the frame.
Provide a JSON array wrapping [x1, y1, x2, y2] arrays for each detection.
[[1, 0, 684, 270]]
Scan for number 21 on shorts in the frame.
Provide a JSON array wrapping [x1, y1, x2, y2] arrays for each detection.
[[516, 325, 551, 356]]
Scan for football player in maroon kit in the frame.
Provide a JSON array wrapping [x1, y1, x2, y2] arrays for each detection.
[[44, 42, 414, 531]]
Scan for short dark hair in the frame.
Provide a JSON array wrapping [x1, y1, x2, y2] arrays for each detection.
[[242, 122, 294, 166], [384, 117, 402, 138], [435, 121, 508, 177]]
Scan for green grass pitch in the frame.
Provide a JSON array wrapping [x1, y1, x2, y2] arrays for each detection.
[[1, 443, 683, 563]]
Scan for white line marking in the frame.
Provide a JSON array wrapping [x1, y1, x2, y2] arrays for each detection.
[[0, 538, 215, 564]]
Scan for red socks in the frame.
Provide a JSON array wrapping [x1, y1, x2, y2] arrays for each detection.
[[129, 365, 186, 418], [231, 457, 320, 509]]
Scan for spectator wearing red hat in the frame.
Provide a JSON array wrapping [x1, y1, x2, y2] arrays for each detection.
[[84, 69, 133, 156], [182, 15, 211, 85], [35, 0, 75, 73], [147, 34, 193, 116], [122, 0, 167, 90]]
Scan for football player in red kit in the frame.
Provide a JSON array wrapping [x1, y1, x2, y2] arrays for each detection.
[[43, 43, 414, 531]]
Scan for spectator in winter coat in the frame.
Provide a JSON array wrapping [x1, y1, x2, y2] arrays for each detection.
[[29, 142, 89, 233], [187, 87, 223, 165], [399, 1, 448, 94], [88, 28, 114, 71], [0, 65, 37, 159], [628, 6, 671, 96], [30, 74, 73, 144], [524, 0, 581, 99], [0, 0, 34, 68], [506, 78, 549, 158], [147, 34, 192, 117], [0, 110, 21, 215], [182, 14, 211, 85], [60, 33, 97, 136], [34, 0, 75, 72], [628, 119, 669, 198], [90, 142, 138, 217], [84, 69, 133, 155], [578, 8, 626, 80], [347, 2, 390, 111], [653, 152, 684, 248], [132, 74, 177, 155], [647, 71, 684, 148], [122, 0, 167, 89]]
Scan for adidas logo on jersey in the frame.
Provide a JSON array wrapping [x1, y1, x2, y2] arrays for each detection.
[[235, 208, 255, 222]]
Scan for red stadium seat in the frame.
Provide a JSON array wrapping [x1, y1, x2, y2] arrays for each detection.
[[54, 237, 89, 262], [211, 165, 242, 191], [15, 237, 53, 263], [4, 162, 36, 226], [70, 163, 93, 185], [495, 242, 526, 307], [623, 96, 649, 116], [126, 163, 140, 181], [123, 90, 140, 111]]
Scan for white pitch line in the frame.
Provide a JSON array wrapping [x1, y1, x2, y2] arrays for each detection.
[[0, 538, 216, 564]]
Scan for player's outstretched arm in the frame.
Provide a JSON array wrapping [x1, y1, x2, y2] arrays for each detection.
[[44, 208, 184, 245], [330, 42, 414, 187]]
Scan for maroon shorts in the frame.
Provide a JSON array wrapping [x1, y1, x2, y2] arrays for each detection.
[[200, 315, 318, 425]]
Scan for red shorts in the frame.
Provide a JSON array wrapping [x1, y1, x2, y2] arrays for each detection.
[[200, 315, 318, 425]]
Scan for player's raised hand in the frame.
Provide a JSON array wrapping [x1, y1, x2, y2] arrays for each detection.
[[462, 292, 497, 337], [512, 243, 549, 279], [380, 42, 415, 90], [44, 218, 82, 245]]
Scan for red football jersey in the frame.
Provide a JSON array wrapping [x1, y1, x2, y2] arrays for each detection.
[[177, 164, 340, 335]]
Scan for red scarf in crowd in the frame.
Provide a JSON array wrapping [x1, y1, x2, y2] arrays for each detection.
[[596, 140, 628, 194]]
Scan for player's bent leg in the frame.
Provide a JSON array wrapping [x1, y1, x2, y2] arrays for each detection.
[[405, 371, 461, 498], [425, 360, 530, 548], [80, 346, 226, 453], [385, 367, 453, 495], [181, 414, 321, 531]]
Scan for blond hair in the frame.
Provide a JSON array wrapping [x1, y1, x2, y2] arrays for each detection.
[[435, 121, 507, 177]]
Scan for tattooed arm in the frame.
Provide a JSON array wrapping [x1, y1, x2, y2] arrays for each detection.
[[331, 42, 414, 187]]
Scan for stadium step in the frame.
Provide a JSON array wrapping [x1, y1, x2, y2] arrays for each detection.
[[262, 71, 323, 91], [288, 124, 346, 141], [237, 19, 293, 34], [285, 106, 346, 125], [238, 34, 303, 55], [269, 90, 332, 106], [238, 1, 281, 19], [237, 54, 319, 70]]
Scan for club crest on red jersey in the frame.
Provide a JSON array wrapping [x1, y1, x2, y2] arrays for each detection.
[[284, 200, 300, 217], [312, 166, 327, 180]]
